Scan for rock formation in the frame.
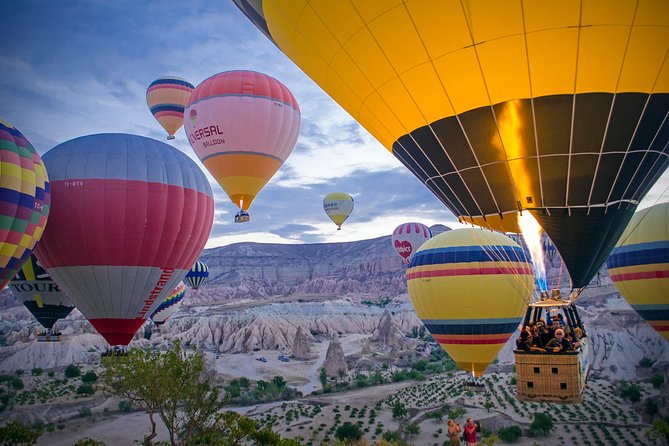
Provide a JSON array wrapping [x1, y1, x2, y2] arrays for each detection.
[[322, 335, 348, 378], [292, 325, 312, 360], [372, 309, 406, 348]]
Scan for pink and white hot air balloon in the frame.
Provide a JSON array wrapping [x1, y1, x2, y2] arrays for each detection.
[[391, 223, 432, 264], [34, 133, 214, 346]]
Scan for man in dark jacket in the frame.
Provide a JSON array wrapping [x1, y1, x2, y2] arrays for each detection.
[[545, 329, 572, 353]]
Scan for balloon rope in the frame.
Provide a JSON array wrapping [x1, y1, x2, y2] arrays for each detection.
[[480, 230, 534, 305]]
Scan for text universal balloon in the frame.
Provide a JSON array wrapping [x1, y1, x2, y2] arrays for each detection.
[[407, 228, 533, 377], [0, 119, 50, 290], [184, 70, 300, 216], [607, 202, 669, 342], [34, 133, 214, 345], [236, 1, 669, 288]]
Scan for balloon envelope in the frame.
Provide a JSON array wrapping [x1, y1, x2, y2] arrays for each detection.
[[34, 133, 214, 345], [407, 228, 533, 377], [391, 222, 432, 263], [9, 254, 74, 330], [146, 76, 194, 140], [150, 281, 186, 325], [323, 192, 354, 230], [0, 119, 50, 290], [184, 261, 209, 290], [236, 1, 669, 288], [607, 202, 669, 342], [184, 70, 300, 212]]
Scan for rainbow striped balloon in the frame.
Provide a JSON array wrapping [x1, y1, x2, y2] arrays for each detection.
[[607, 202, 668, 342], [407, 228, 533, 377], [146, 76, 194, 140], [150, 281, 187, 325], [0, 119, 50, 290]]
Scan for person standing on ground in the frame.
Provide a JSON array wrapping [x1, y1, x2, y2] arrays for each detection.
[[448, 419, 462, 445], [464, 418, 478, 445]]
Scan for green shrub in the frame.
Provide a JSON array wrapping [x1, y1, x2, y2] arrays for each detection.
[[498, 425, 522, 442], [73, 438, 106, 445], [31, 368, 43, 376], [650, 374, 665, 389], [81, 371, 98, 383], [65, 364, 81, 378], [335, 422, 362, 442], [77, 384, 95, 395], [639, 357, 655, 368], [118, 400, 133, 412]]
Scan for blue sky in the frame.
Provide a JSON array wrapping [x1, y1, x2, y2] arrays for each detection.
[[1, 1, 667, 248]]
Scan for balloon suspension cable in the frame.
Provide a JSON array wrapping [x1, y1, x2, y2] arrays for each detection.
[[477, 229, 534, 306]]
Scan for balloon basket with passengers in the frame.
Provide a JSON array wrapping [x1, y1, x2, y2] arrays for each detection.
[[513, 289, 590, 404]]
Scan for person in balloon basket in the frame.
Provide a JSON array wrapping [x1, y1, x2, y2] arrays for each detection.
[[515, 329, 532, 352], [545, 329, 572, 353], [463, 418, 478, 445], [447, 419, 462, 445]]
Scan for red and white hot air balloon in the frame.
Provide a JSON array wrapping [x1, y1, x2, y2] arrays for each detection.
[[391, 222, 432, 264], [34, 133, 214, 345]]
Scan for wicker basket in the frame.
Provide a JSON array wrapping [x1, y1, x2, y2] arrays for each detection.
[[514, 347, 587, 403]]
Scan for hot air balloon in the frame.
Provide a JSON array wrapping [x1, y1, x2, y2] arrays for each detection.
[[184, 70, 300, 222], [236, 1, 669, 294], [543, 236, 558, 263], [150, 281, 187, 326], [8, 254, 75, 339], [407, 228, 533, 379], [391, 222, 432, 264], [607, 202, 669, 342], [184, 261, 209, 290], [34, 133, 214, 346], [0, 119, 50, 290], [323, 192, 354, 230], [146, 76, 195, 140]]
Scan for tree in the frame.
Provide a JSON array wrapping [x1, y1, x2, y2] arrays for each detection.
[[645, 399, 659, 417], [639, 357, 655, 368], [620, 381, 642, 402], [30, 368, 43, 376], [76, 384, 95, 395], [392, 401, 407, 419], [530, 412, 554, 436], [498, 425, 522, 442], [426, 410, 443, 422], [0, 420, 44, 446], [481, 434, 499, 446], [335, 421, 363, 443], [65, 364, 81, 378], [81, 371, 98, 383], [483, 400, 495, 413], [102, 341, 225, 446], [272, 375, 286, 392], [238, 376, 251, 389], [651, 374, 665, 389], [404, 422, 420, 438], [319, 367, 328, 390], [650, 419, 669, 445]]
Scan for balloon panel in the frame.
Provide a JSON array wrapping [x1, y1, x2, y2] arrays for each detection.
[[236, 1, 669, 288], [34, 133, 214, 345], [607, 202, 669, 342], [185, 70, 300, 210], [185, 261, 209, 289], [9, 255, 74, 329], [146, 77, 194, 138], [407, 228, 532, 377]]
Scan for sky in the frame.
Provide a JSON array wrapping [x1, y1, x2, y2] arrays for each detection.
[[1, 1, 667, 249]]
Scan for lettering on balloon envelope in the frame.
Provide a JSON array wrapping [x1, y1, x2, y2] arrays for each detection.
[[395, 240, 413, 259]]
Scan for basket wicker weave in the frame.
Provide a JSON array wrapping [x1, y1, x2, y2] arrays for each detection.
[[514, 346, 587, 403]]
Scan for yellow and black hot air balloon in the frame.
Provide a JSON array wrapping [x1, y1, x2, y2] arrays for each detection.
[[407, 228, 534, 378], [235, 0, 669, 292]]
